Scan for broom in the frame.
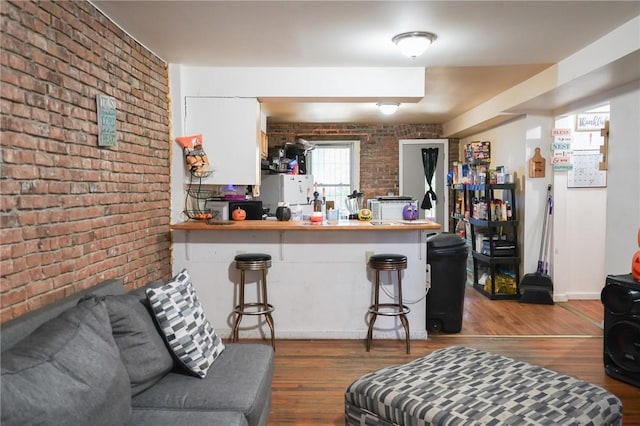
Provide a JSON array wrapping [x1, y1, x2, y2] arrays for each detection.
[[519, 184, 554, 304]]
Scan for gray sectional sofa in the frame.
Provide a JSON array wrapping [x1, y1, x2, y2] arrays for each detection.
[[1, 278, 274, 426]]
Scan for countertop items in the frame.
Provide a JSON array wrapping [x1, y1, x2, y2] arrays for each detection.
[[171, 219, 441, 231]]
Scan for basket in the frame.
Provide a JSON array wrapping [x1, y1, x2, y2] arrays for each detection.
[[184, 210, 212, 220]]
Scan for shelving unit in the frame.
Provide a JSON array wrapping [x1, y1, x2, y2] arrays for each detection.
[[466, 183, 520, 300]]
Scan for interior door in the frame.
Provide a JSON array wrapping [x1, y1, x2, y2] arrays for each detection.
[[400, 139, 448, 231]]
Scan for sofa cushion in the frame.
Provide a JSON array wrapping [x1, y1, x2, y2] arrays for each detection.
[[132, 343, 273, 426], [146, 269, 225, 378], [1, 279, 125, 351], [1, 298, 131, 426], [129, 409, 248, 426], [101, 294, 175, 396]]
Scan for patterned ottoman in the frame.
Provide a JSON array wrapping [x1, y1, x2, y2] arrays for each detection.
[[345, 346, 622, 426]]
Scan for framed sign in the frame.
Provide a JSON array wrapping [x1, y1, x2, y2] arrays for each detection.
[[96, 94, 117, 146], [575, 112, 609, 132]]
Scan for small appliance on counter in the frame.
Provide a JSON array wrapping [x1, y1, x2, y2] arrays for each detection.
[[368, 196, 418, 220], [228, 200, 264, 220], [204, 200, 229, 221], [346, 190, 364, 220]]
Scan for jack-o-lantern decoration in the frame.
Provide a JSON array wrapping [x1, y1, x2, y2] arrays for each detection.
[[632, 228, 640, 281], [232, 207, 246, 221], [358, 208, 372, 221], [403, 204, 418, 221]]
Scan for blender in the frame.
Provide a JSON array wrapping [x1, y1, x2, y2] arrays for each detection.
[[346, 190, 363, 219]]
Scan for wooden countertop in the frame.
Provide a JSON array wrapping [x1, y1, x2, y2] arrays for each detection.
[[170, 219, 441, 231]]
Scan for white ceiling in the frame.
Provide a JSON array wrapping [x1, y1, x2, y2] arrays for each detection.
[[91, 1, 640, 126]]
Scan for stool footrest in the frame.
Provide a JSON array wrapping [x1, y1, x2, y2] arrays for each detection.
[[234, 302, 275, 315]]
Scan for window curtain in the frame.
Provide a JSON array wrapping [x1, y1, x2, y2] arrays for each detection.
[[421, 148, 438, 210]]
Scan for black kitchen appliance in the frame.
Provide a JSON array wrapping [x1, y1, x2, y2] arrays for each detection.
[[228, 200, 264, 220]]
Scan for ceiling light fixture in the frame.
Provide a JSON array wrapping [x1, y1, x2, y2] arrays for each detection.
[[377, 102, 400, 115], [392, 31, 437, 58]]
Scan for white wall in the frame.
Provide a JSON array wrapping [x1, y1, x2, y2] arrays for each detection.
[[606, 84, 640, 275], [460, 115, 554, 278], [552, 114, 607, 300], [460, 83, 640, 301]]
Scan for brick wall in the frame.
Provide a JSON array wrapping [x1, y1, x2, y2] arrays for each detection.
[[0, 0, 172, 323], [267, 122, 458, 201]]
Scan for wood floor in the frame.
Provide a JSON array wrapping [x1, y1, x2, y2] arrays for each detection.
[[265, 285, 640, 425]]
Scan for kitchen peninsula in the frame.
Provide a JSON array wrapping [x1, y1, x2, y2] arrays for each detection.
[[171, 219, 441, 340]]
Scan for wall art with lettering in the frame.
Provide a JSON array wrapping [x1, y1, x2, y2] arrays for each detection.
[[575, 112, 609, 132], [96, 94, 117, 147]]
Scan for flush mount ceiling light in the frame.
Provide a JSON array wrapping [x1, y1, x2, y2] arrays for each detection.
[[377, 102, 400, 115], [392, 31, 437, 58]]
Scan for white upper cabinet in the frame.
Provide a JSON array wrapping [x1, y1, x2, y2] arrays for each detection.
[[184, 97, 260, 185]]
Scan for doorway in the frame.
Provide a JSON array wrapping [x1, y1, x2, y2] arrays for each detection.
[[399, 139, 448, 231]]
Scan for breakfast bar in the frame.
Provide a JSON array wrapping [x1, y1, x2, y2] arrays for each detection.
[[171, 219, 441, 340]]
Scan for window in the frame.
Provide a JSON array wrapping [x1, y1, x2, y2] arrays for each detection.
[[308, 141, 360, 211]]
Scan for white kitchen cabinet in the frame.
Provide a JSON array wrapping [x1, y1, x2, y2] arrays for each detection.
[[184, 97, 260, 185]]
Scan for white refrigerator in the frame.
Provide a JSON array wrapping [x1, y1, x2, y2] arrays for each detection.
[[260, 174, 314, 213]]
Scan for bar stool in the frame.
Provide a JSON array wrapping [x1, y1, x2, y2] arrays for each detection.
[[366, 253, 410, 354], [232, 253, 275, 349]]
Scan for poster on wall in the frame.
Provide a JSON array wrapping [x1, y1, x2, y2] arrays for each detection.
[[568, 150, 607, 188], [551, 128, 572, 171], [575, 112, 609, 131], [96, 94, 117, 147]]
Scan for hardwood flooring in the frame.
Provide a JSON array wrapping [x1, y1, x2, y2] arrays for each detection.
[[265, 286, 640, 425]]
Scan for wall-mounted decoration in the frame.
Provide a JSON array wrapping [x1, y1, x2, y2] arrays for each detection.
[[175, 134, 212, 177], [528, 147, 546, 178], [96, 94, 117, 147], [575, 112, 609, 132], [599, 120, 610, 171], [568, 151, 607, 188], [551, 128, 573, 172]]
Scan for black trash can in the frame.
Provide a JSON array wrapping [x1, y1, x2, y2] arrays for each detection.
[[426, 232, 469, 333]]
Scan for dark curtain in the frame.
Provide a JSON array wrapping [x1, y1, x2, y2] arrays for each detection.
[[420, 148, 438, 210]]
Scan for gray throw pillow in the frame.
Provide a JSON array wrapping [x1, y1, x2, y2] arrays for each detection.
[[1, 298, 131, 426], [101, 294, 175, 396], [146, 269, 225, 378]]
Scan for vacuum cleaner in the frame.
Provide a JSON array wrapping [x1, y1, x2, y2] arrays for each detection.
[[519, 184, 554, 304]]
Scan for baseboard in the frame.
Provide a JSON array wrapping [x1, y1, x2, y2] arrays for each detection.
[[222, 328, 428, 340]]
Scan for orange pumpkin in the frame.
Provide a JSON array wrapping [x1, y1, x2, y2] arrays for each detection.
[[632, 250, 640, 281], [232, 207, 246, 221]]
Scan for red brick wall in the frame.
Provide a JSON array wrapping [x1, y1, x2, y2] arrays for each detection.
[[0, 0, 172, 323], [267, 122, 458, 200]]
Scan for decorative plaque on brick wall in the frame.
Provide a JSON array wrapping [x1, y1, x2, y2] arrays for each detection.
[[96, 94, 117, 147]]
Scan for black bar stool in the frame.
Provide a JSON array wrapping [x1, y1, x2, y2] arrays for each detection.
[[366, 253, 410, 354], [232, 253, 275, 349]]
